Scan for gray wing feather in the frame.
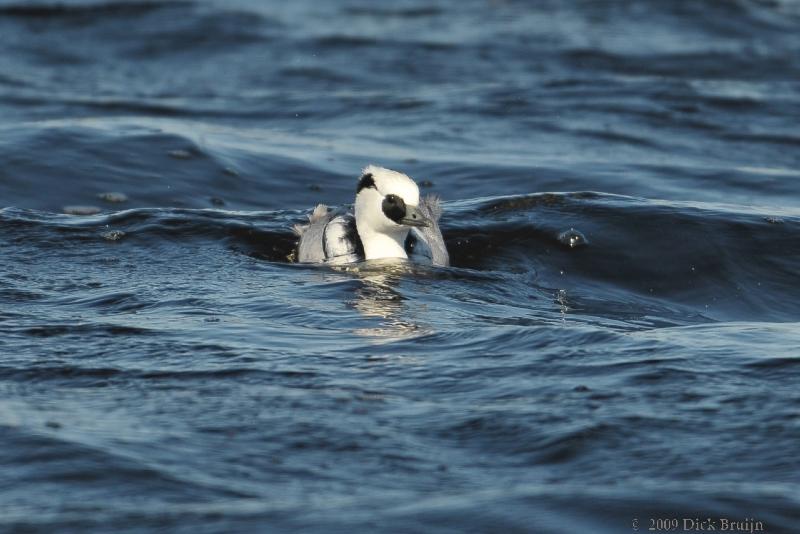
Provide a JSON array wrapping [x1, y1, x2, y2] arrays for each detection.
[[407, 195, 449, 267], [322, 213, 362, 264], [296, 204, 333, 263], [296, 205, 363, 264]]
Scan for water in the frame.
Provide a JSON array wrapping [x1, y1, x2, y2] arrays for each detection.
[[2, 0, 800, 532]]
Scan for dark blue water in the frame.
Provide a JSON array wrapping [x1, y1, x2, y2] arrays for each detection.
[[2, 1, 800, 532]]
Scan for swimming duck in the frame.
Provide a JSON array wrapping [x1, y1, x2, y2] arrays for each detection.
[[294, 165, 449, 266]]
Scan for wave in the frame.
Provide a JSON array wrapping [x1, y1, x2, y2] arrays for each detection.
[[3, 191, 798, 323]]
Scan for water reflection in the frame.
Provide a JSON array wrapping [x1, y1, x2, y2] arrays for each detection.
[[340, 260, 434, 342]]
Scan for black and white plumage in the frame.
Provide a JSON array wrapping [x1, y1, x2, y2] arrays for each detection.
[[294, 166, 449, 266]]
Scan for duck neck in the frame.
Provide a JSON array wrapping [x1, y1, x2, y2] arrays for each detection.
[[358, 226, 409, 261]]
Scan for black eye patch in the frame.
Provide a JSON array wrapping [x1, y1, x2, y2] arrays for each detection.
[[382, 194, 406, 223]]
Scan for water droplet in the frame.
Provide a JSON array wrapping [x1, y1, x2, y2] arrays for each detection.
[[557, 228, 588, 248], [556, 289, 569, 314]]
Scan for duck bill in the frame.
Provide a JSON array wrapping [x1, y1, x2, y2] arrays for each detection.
[[399, 205, 431, 228]]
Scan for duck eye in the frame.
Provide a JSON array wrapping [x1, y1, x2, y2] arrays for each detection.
[[385, 194, 398, 204]]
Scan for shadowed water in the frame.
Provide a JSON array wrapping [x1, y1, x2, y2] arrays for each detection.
[[2, 0, 800, 532]]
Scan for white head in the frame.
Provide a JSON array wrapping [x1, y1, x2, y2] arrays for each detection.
[[354, 165, 431, 261]]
